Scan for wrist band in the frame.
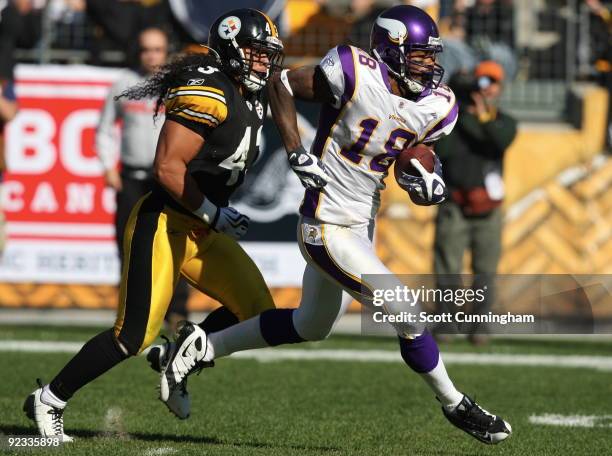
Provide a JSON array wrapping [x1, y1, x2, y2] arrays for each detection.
[[193, 198, 218, 225], [280, 69, 294, 96]]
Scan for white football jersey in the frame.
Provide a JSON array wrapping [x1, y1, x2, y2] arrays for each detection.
[[300, 45, 458, 225]]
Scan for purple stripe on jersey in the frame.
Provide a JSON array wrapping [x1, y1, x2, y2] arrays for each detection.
[[299, 103, 340, 218], [337, 45, 357, 104], [300, 189, 321, 219], [416, 88, 432, 101], [379, 63, 392, 93], [303, 241, 374, 299], [424, 102, 459, 142]]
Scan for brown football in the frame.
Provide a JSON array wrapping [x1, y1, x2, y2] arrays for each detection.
[[394, 143, 435, 181], [394, 144, 436, 204]]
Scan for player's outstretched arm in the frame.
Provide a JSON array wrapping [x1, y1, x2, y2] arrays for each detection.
[[268, 67, 334, 189], [268, 66, 334, 150]]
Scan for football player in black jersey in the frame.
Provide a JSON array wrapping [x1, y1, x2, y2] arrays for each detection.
[[23, 8, 329, 437]]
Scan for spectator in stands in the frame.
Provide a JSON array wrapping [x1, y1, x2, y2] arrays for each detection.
[[461, 0, 517, 79], [0, 0, 35, 78], [586, 0, 611, 150], [346, 0, 394, 50], [437, 10, 478, 82], [283, 0, 353, 57], [96, 28, 189, 331], [433, 61, 517, 345], [86, 0, 172, 64], [46, 0, 88, 50]]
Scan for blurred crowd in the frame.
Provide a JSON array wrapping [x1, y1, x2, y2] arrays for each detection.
[[0, 0, 610, 157], [0, 0, 607, 80]]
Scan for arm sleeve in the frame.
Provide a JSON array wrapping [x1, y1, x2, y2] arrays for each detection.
[[95, 83, 120, 171], [164, 81, 228, 138]]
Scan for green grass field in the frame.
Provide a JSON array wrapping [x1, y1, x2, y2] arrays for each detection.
[[1, 325, 611, 455]]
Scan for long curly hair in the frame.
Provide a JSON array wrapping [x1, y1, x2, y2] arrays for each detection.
[[116, 52, 221, 119]]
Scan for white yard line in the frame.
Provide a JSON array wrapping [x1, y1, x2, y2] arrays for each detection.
[[1, 339, 612, 371], [529, 414, 612, 428], [3, 310, 612, 341]]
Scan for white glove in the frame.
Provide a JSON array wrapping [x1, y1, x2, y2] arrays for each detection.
[[398, 155, 447, 205], [193, 199, 249, 239], [288, 145, 330, 189], [214, 207, 250, 239]]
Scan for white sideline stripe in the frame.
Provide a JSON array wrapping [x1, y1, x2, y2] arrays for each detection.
[[529, 414, 612, 428], [2, 340, 612, 371]]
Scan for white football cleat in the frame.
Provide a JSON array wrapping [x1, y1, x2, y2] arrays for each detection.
[[159, 322, 214, 404], [23, 381, 73, 442], [147, 337, 191, 419]]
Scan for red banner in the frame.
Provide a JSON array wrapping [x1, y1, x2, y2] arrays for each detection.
[[0, 65, 123, 283]]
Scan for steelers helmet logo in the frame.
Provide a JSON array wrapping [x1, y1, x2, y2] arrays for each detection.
[[218, 16, 241, 40]]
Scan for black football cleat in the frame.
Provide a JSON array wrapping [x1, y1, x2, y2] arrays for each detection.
[[441, 394, 512, 444]]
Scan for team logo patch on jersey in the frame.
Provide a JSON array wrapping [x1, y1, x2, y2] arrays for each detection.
[[219, 16, 241, 40], [302, 223, 323, 246], [323, 55, 334, 68]]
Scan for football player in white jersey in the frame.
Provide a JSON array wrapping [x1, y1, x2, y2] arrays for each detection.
[[158, 5, 511, 445]]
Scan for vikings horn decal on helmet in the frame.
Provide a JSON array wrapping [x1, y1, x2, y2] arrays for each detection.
[[370, 5, 444, 94], [209, 8, 284, 92]]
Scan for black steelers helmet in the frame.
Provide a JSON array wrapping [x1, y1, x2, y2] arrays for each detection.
[[209, 9, 284, 92]]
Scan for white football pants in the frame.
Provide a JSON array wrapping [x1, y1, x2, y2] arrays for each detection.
[[293, 216, 424, 341]]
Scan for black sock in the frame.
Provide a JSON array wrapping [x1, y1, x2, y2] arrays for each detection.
[[49, 328, 129, 402], [198, 307, 239, 334]]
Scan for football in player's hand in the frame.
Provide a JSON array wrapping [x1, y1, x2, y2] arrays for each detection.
[[394, 144, 437, 204], [394, 144, 434, 179], [394, 144, 435, 178]]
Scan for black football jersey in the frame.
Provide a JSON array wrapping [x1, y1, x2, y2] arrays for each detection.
[[155, 63, 267, 210]]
